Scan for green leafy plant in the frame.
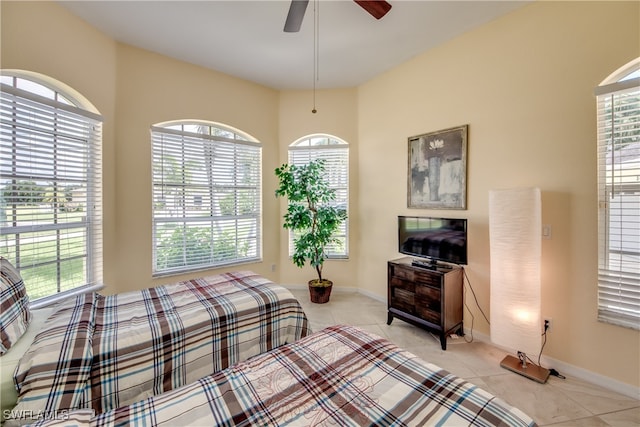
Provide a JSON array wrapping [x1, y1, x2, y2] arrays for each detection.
[[275, 159, 347, 285]]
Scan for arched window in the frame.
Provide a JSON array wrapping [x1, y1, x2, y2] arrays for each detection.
[[151, 120, 261, 275], [0, 71, 103, 306], [288, 134, 349, 258], [595, 58, 640, 329]]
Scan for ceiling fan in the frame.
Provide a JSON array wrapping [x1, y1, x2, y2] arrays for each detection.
[[284, 0, 392, 32]]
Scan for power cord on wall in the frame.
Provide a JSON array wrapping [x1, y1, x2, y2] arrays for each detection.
[[516, 319, 565, 380], [538, 320, 549, 365], [538, 320, 565, 379], [460, 269, 565, 380]]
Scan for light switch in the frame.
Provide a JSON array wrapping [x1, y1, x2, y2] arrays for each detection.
[[542, 224, 552, 240]]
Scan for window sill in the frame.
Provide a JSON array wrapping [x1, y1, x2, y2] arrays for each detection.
[[29, 283, 104, 310]]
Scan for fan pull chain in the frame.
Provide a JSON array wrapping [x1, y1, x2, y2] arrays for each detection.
[[312, 0, 319, 113]]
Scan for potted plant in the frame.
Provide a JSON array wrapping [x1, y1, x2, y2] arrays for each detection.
[[275, 159, 347, 303]]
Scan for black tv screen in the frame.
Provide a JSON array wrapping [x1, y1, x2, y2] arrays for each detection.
[[398, 216, 467, 265]]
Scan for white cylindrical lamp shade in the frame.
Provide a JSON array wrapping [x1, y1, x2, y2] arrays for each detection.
[[489, 187, 542, 357]]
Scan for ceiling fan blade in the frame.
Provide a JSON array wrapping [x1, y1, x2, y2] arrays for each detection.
[[284, 0, 309, 33], [354, 0, 392, 20]]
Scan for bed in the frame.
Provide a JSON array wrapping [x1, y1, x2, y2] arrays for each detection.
[[14, 325, 536, 427], [2, 270, 310, 424]]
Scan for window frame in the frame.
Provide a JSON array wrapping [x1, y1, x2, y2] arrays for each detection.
[[287, 134, 349, 259], [595, 58, 640, 330], [0, 71, 103, 308], [151, 120, 262, 276]]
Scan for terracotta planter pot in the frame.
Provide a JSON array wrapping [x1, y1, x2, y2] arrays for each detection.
[[308, 279, 333, 304]]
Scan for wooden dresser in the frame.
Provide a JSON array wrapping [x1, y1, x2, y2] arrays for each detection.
[[387, 257, 464, 350]]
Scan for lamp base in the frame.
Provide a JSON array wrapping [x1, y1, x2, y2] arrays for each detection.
[[500, 354, 550, 384]]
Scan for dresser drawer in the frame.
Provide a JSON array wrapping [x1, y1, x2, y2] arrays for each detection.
[[390, 288, 415, 314], [389, 277, 415, 293], [416, 290, 441, 313], [416, 306, 441, 324], [415, 270, 442, 287], [391, 265, 415, 281], [416, 284, 441, 301]]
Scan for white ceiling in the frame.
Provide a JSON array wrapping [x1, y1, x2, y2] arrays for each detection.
[[58, 0, 529, 90]]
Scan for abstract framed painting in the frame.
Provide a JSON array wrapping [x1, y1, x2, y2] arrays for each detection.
[[408, 125, 468, 209]]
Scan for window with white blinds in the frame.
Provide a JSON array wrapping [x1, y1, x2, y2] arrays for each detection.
[[151, 121, 261, 276], [0, 73, 103, 305], [288, 135, 348, 258], [595, 59, 640, 330]]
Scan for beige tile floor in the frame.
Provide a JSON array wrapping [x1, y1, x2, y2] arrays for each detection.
[[289, 289, 640, 427]]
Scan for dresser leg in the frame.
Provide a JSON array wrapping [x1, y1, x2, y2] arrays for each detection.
[[387, 312, 393, 325], [440, 333, 447, 351]]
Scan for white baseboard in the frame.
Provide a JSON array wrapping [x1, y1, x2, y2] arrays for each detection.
[[357, 288, 386, 303], [465, 328, 640, 400], [286, 285, 385, 303], [283, 284, 359, 293], [282, 284, 306, 291]]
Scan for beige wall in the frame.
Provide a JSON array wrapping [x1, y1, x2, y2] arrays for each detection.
[[112, 45, 280, 293], [357, 1, 639, 388], [2, 0, 639, 390]]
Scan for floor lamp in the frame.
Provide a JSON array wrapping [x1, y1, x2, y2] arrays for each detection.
[[489, 187, 549, 384]]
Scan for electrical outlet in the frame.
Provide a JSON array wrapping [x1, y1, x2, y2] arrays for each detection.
[[544, 318, 552, 332]]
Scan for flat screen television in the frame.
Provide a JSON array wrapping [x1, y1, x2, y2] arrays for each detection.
[[398, 216, 467, 266]]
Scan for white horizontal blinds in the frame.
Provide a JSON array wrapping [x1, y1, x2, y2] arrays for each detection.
[[0, 81, 103, 301], [289, 136, 348, 257], [151, 123, 261, 275], [596, 75, 640, 330]]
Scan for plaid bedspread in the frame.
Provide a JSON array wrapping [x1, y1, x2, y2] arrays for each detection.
[[9, 272, 310, 424], [28, 325, 536, 427]]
